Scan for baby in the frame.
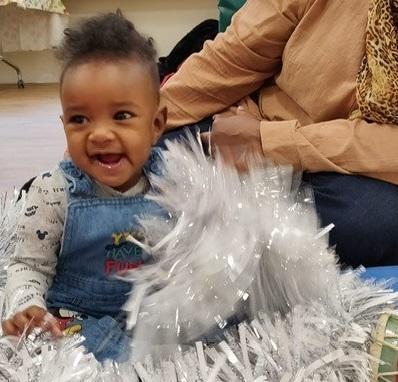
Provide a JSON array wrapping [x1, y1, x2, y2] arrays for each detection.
[[2, 11, 167, 362]]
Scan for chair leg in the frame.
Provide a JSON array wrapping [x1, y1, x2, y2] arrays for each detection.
[[0, 55, 25, 88]]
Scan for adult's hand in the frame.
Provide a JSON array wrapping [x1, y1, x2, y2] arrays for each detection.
[[201, 107, 264, 171]]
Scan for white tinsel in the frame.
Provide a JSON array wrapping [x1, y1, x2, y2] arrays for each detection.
[[0, 274, 395, 381], [0, 137, 396, 381], [124, 137, 341, 358]]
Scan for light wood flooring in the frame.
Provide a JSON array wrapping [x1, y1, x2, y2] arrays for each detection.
[[0, 84, 65, 192]]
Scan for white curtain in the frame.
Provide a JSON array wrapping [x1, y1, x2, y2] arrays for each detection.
[[0, 1, 68, 52], [0, 0, 65, 14]]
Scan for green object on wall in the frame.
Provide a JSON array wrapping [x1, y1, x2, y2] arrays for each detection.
[[218, 0, 246, 32]]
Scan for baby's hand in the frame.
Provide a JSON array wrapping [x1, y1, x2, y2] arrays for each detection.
[[2, 306, 62, 337]]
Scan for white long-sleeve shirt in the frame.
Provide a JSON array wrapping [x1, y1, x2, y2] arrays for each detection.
[[4, 167, 148, 318]]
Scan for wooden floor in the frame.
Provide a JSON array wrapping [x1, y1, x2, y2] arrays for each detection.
[[0, 84, 65, 192]]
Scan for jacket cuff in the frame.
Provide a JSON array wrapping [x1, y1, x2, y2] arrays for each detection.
[[259, 120, 301, 168]]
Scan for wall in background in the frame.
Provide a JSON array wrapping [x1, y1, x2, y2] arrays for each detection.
[[0, 0, 218, 84]]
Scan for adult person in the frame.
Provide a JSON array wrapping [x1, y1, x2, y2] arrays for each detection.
[[159, 0, 398, 267]]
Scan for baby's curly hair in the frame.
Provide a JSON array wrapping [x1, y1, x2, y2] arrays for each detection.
[[57, 11, 159, 89]]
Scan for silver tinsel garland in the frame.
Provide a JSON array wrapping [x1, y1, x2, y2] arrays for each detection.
[[0, 138, 396, 381]]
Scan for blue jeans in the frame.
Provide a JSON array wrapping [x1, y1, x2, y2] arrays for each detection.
[[56, 313, 130, 362], [157, 121, 398, 268], [303, 172, 398, 268]]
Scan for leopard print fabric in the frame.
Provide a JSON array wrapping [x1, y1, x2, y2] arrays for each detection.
[[353, 0, 398, 124]]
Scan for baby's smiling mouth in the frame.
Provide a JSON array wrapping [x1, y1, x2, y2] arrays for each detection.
[[93, 153, 125, 168]]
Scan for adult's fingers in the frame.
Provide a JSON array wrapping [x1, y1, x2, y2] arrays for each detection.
[[201, 131, 210, 145], [236, 106, 261, 120], [212, 113, 226, 121], [215, 145, 237, 168], [236, 106, 249, 115], [200, 132, 213, 156]]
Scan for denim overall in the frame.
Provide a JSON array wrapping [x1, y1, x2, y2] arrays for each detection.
[[46, 151, 165, 362]]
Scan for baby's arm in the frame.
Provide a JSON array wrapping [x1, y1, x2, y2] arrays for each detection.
[[2, 170, 66, 336]]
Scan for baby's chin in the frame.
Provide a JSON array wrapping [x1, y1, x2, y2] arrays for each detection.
[[94, 174, 141, 192], [73, 156, 143, 191]]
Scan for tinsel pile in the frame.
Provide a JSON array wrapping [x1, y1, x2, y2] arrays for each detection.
[[0, 138, 396, 381]]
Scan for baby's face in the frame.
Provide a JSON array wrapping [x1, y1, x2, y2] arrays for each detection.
[[60, 58, 165, 192]]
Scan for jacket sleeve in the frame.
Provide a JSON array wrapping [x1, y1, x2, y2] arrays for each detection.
[[3, 170, 66, 317], [260, 118, 398, 184], [162, 0, 314, 128]]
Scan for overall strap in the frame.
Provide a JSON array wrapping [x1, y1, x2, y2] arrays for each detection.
[[59, 160, 96, 200]]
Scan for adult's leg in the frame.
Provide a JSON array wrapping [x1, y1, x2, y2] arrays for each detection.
[[303, 172, 398, 268]]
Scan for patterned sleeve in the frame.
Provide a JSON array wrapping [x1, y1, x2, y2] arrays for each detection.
[[3, 168, 67, 317]]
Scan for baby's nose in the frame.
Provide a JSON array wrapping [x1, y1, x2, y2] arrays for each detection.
[[88, 127, 115, 145]]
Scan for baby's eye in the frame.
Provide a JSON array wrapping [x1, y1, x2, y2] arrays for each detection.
[[69, 115, 87, 124], [114, 111, 133, 121]]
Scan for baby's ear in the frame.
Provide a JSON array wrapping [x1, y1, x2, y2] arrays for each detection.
[[152, 101, 167, 144]]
